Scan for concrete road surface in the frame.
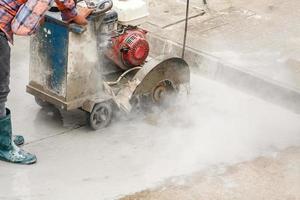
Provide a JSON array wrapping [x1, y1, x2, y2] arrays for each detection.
[[0, 37, 299, 200]]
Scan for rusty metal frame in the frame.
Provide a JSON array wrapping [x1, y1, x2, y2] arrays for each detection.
[[27, 82, 108, 112]]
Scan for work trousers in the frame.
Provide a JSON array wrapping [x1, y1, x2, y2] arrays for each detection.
[[0, 30, 10, 118]]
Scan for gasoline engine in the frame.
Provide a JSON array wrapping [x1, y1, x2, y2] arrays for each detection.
[[106, 27, 149, 69], [95, 0, 150, 70]]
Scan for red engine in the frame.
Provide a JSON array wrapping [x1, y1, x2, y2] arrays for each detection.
[[106, 28, 150, 70]]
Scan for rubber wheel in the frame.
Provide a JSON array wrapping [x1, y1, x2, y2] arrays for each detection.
[[88, 102, 113, 130], [35, 97, 52, 108]]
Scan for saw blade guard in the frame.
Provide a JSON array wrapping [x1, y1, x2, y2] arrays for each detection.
[[132, 56, 190, 98]]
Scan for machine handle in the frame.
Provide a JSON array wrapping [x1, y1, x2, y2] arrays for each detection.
[[68, 0, 113, 33], [92, 0, 113, 16], [68, 23, 87, 34]]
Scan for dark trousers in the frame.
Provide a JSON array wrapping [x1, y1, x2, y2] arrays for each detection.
[[0, 30, 10, 117]]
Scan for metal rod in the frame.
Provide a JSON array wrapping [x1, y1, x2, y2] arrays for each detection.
[[182, 0, 190, 59], [106, 67, 142, 86]]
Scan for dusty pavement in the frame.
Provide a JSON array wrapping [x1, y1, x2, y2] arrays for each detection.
[[121, 147, 300, 200], [145, 0, 300, 112], [0, 37, 299, 200], [0, 0, 300, 199]]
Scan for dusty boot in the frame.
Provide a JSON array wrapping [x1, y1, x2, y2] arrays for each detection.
[[0, 105, 22, 145], [13, 135, 24, 146], [0, 109, 37, 164]]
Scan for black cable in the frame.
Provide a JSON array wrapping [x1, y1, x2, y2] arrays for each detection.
[[182, 0, 190, 59]]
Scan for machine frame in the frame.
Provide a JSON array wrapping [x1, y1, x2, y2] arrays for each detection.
[[27, 4, 190, 130]]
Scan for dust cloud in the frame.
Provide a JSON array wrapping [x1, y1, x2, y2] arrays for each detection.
[[58, 72, 300, 197], [105, 73, 300, 183]]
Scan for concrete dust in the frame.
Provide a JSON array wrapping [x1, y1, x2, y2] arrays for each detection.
[[50, 72, 300, 199], [4, 0, 300, 196], [7, 37, 300, 199], [103, 73, 300, 198]]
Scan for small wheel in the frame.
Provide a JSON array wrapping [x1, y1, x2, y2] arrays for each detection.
[[35, 97, 52, 108], [88, 101, 113, 130]]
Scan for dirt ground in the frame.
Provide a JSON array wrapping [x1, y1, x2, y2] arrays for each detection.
[[121, 147, 300, 200]]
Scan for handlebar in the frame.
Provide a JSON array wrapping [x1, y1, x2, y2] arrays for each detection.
[[92, 0, 113, 16]]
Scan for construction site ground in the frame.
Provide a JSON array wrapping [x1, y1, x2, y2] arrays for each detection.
[[0, 0, 299, 199]]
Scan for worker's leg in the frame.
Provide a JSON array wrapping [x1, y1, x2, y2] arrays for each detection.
[[0, 31, 10, 118], [0, 102, 5, 118], [0, 32, 24, 146], [0, 31, 37, 164]]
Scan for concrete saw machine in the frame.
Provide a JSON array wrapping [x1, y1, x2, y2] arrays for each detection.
[[27, 0, 190, 130]]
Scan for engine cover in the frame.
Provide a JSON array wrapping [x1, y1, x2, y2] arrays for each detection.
[[106, 28, 149, 70]]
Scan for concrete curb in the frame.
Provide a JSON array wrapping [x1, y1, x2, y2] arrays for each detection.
[[148, 33, 300, 113]]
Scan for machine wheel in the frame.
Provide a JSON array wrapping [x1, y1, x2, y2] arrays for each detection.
[[88, 101, 113, 130], [35, 97, 52, 108]]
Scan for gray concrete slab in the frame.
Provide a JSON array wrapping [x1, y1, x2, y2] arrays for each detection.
[[147, 0, 205, 28], [145, 0, 300, 113], [1, 1, 300, 198], [1, 37, 300, 199]]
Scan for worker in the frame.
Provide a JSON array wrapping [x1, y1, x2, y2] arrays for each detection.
[[0, 0, 92, 164]]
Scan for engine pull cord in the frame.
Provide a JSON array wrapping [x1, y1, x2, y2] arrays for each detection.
[[182, 0, 190, 59]]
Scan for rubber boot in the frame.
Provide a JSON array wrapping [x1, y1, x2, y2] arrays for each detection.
[[0, 104, 24, 145], [0, 109, 37, 164]]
